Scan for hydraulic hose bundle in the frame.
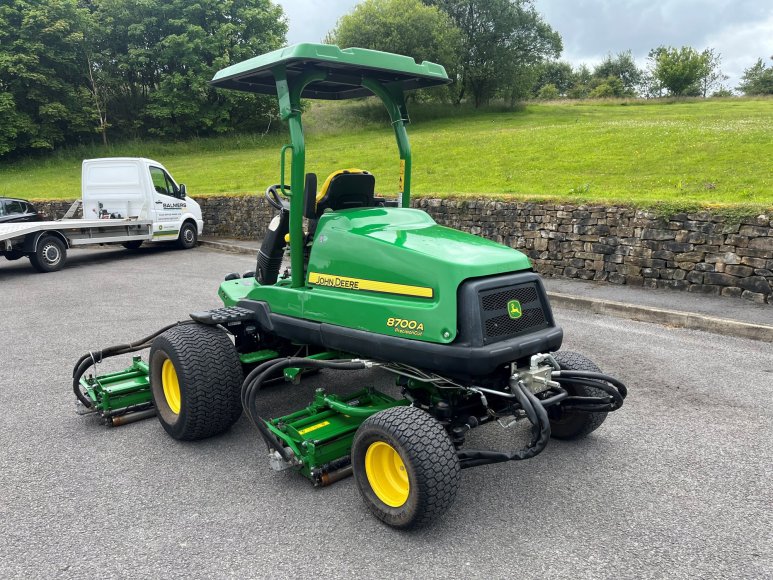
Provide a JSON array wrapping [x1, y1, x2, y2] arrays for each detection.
[[72, 320, 195, 408], [553, 370, 628, 412], [241, 357, 369, 462], [458, 369, 627, 469]]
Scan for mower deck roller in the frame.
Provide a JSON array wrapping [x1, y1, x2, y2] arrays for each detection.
[[74, 43, 628, 529]]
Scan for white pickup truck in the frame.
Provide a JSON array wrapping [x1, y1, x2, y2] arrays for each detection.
[[0, 157, 204, 273]]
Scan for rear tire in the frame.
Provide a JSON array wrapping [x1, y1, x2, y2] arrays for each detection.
[[122, 240, 143, 250], [352, 406, 460, 529], [177, 221, 197, 249], [149, 324, 243, 440], [29, 235, 66, 273], [549, 350, 608, 440]]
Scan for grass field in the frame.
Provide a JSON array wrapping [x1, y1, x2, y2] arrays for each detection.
[[1, 97, 771, 209]]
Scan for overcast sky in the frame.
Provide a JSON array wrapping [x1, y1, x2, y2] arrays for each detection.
[[275, 0, 773, 91]]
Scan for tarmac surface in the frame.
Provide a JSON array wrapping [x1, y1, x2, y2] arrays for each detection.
[[1, 244, 771, 579]]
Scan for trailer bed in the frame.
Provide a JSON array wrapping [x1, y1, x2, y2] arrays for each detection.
[[0, 219, 153, 245]]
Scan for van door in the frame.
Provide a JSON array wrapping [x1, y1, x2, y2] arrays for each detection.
[[149, 166, 186, 239]]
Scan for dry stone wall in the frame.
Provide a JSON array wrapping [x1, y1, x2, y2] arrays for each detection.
[[34, 196, 773, 304]]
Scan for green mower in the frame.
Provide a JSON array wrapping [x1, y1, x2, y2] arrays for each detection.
[[73, 44, 627, 529]]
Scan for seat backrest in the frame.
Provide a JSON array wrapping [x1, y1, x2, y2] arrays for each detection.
[[316, 169, 375, 215]]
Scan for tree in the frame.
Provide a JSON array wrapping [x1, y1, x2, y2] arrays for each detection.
[[424, 0, 561, 106], [567, 64, 592, 99], [91, 0, 287, 139], [592, 50, 642, 96], [648, 46, 709, 97], [326, 0, 461, 101], [737, 57, 773, 95], [0, 0, 94, 154], [532, 60, 574, 97], [697, 48, 728, 97]]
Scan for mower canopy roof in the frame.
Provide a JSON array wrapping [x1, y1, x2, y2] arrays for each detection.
[[210, 43, 450, 99]]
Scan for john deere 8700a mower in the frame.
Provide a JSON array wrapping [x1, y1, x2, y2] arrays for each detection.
[[73, 44, 627, 528]]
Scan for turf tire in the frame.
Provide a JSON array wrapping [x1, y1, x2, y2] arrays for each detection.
[[29, 235, 66, 273], [149, 323, 243, 440], [352, 406, 460, 529], [549, 350, 608, 440]]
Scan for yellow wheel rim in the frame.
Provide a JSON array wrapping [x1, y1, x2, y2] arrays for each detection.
[[365, 441, 410, 507], [161, 358, 181, 415]]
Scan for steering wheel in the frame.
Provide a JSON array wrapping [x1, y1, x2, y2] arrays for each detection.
[[265, 184, 290, 211]]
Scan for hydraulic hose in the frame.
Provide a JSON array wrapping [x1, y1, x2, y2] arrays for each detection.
[[457, 380, 552, 469], [72, 320, 196, 408], [241, 357, 368, 462], [553, 370, 628, 411]]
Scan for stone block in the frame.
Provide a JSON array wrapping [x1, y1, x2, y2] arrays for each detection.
[[704, 272, 739, 286], [721, 287, 743, 298], [724, 265, 754, 277], [738, 276, 771, 294], [688, 284, 721, 295], [741, 290, 767, 304]]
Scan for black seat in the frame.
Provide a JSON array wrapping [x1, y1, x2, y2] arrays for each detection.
[[315, 170, 375, 216]]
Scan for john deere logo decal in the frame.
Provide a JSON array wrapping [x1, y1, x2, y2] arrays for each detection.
[[507, 299, 522, 319]]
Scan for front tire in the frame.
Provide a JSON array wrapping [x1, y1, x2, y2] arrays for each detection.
[[149, 324, 243, 440], [177, 221, 197, 249], [352, 406, 460, 529], [549, 350, 608, 439], [29, 235, 66, 273]]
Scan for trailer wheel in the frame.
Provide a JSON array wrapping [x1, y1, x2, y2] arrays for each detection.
[[122, 240, 143, 250], [177, 221, 197, 249], [149, 323, 243, 440], [352, 406, 460, 529], [29, 235, 66, 273], [549, 350, 608, 439]]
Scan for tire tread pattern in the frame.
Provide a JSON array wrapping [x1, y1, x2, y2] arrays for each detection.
[[552, 350, 608, 439], [151, 324, 243, 440]]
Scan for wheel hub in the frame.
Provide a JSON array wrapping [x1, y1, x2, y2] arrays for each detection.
[[365, 441, 409, 507], [161, 358, 181, 414], [42, 243, 60, 265]]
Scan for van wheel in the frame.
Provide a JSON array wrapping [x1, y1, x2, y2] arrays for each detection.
[[123, 240, 143, 250], [29, 235, 66, 273], [177, 222, 197, 249]]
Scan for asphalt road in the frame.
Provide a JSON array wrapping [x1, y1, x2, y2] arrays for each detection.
[[1, 246, 771, 579]]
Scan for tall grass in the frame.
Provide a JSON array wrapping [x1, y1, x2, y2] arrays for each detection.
[[1, 97, 771, 209]]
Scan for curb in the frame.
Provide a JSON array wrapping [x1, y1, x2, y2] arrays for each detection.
[[199, 239, 773, 344], [200, 239, 256, 255], [547, 292, 773, 343]]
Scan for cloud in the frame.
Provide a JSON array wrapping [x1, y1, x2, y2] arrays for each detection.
[[274, 0, 773, 89], [277, 0, 360, 44], [536, 0, 773, 87]]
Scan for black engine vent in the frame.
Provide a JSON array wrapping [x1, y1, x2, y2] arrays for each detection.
[[457, 272, 556, 347]]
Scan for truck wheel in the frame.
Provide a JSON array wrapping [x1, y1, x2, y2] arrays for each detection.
[[4, 250, 23, 261], [29, 235, 66, 273], [149, 323, 243, 440], [352, 406, 460, 529], [177, 222, 197, 249], [549, 350, 608, 440], [122, 240, 143, 250]]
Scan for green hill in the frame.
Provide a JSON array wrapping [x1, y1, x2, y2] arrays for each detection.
[[1, 98, 771, 209]]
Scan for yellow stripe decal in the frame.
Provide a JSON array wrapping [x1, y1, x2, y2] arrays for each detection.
[[298, 420, 330, 435], [308, 272, 433, 298]]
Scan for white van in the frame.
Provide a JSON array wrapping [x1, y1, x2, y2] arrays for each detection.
[[0, 158, 204, 273]]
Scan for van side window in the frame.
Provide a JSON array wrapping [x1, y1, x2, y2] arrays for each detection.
[[149, 167, 176, 197]]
